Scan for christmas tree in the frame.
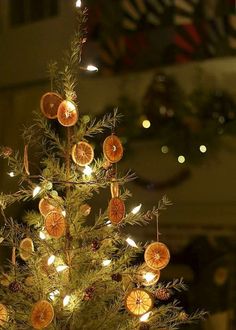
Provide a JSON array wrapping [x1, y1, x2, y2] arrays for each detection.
[[0, 4, 206, 330]]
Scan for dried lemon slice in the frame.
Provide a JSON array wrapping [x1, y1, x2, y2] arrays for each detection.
[[45, 211, 66, 238], [19, 238, 34, 261], [31, 300, 54, 329], [103, 134, 123, 163], [40, 92, 63, 119], [71, 141, 94, 166], [57, 100, 78, 127], [125, 288, 153, 316], [144, 242, 170, 271]]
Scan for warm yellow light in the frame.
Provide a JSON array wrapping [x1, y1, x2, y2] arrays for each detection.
[[143, 272, 155, 282], [47, 255, 56, 266], [39, 231, 46, 240], [199, 145, 207, 153], [161, 146, 169, 154], [178, 155, 185, 164], [66, 100, 76, 112], [142, 120, 151, 129], [63, 295, 71, 307], [76, 0, 81, 8], [49, 290, 59, 301], [32, 186, 41, 197], [131, 204, 142, 214], [61, 210, 66, 217], [126, 237, 138, 248], [140, 311, 151, 322], [106, 220, 112, 227], [102, 259, 111, 267], [56, 265, 69, 272], [86, 65, 98, 72], [8, 171, 15, 177], [83, 165, 93, 176]]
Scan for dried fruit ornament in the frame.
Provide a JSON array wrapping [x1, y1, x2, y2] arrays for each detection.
[[0, 303, 8, 326], [103, 134, 123, 163], [19, 237, 34, 261], [125, 288, 154, 316], [108, 197, 125, 224], [45, 211, 66, 238], [71, 141, 94, 166], [31, 300, 54, 329], [38, 197, 62, 217], [40, 92, 63, 119], [57, 100, 78, 127], [144, 242, 170, 271]]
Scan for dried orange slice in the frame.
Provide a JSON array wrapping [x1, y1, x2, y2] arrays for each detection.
[[125, 288, 154, 316], [144, 242, 170, 271], [71, 141, 94, 166], [110, 180, 119, 198], [31, 300, 54, 329], [38, 198, 62, 217], [103, 134, 123, 163], [40, 92, 63, 119], [0, 303, 8, 326], [19, 238, 34, 261], [57, 100, 78, 127], [136, 263, 160, 287], [45, 211, 66, 238], [108, 197, 125, 224]]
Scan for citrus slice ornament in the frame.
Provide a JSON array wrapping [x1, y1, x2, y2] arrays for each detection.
[[57, 100, 78, 127], [19, 237, 34, 261], [108, 197, 125, 224], [125, 288, 154, 316], [103, 134, 123, 163], [31, 300, 54, 329], [45, 211, 66, 238], [0, 303, 8, 326], [40, 92, 63, 119], [38, 197, 62, 217], [136, 263, 160, 287], [144, 242, 170, 271], [71, 141, 94, 166]]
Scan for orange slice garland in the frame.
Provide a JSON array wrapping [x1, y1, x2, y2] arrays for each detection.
[[71, 141, 94, 166], [45, 211, 66, 238], [108, 197, 125, 224], [144, 242, 170, 271], [19, 237, 34, 261], [31, 300, 54, 329], [40, 92, 63, 119], [0, 303, 8, 326], [125, 288, 154, 316], [136, 263, 160, 287], [103, 134, 123, 163], [38, 198, 62, 217], [57, 100, 78, 127]]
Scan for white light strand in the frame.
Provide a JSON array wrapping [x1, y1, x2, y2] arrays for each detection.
[[39, 231, 46, 240], [83, 165, 93, 176], [126, 237, 138, 248], [47, 255, 56, 266], [8, 172, 15, 177], [76, 0, 81, 8], [131, 204, 142, 214], [86, 64, 98, 72], [56, 265, 69, 272], [49, 290, 60, 301], [102, 259, 111, 267], [143, 272, 155, 282], [140, 311, 151, 322], [63, 295, 71, 307]]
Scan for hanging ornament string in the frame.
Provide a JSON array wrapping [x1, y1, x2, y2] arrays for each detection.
[[156, 212, 159, 243]]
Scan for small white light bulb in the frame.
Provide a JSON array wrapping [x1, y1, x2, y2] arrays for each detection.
[[178, 155, 185, 164], [63, 295, 71, 307], [83, 165, 93, 176], [132, 204, 142, 215], [49, 290, 60, 301], [161, 146, 169, 154], [199, 145, 207, 153], [142, 120, 151, 129], [56, 265, 69, 272], [126, 237, 138, 248], [140, 311, 151, 322], [8, 172, 15, 177], [76, 0, 81, 8], [47, 255, 56, 266], [32, 186, 41, 197], [86, 65, 98, 72], [39, 231, 46, 240], [143, 272, 155, 282], [102, 259, 111, 267], [61, 210, 66, 217], [106, 220, 112, 227]]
